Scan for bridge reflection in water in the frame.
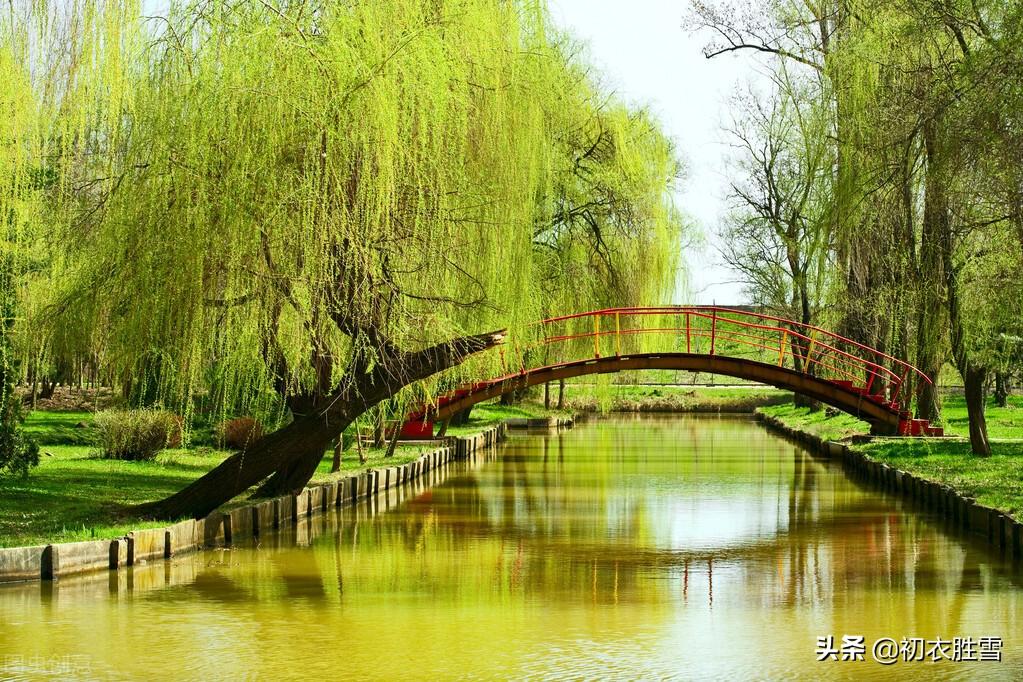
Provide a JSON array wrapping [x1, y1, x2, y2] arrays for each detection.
[[0, 415, 1017, 680]]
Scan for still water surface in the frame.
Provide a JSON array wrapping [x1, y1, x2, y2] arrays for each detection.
[[1, 414, 1021, 680]]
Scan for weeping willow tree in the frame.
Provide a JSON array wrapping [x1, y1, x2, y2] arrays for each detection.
[[0, 23, 42, 476], [9, 0, 683, 516], [520, 36, 682, 406]]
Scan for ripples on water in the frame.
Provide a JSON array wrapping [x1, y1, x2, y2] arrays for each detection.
[[0, 414, 1020, 680]]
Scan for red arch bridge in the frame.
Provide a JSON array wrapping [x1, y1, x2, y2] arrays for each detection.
[[401, 306, 942, 438]]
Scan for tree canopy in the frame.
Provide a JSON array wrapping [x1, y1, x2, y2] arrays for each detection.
[[692, 0, 1023, 454], [0, 0, 685, 511]]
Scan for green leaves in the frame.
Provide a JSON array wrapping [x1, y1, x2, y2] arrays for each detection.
[[1, 0, 684, 431]]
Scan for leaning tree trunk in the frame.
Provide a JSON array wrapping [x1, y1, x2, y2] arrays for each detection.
[[137, 330, 505, 520], [137, 413, 344, 520]]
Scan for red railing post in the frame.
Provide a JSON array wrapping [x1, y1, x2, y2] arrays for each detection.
[[417, 307, 939, 440], [615, 311, 621, 357], [710, 309, 717, 356], [685, 312, 691, 353]]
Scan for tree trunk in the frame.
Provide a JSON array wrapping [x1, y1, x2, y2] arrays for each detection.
[[994, 372, 1009, 408], [557, 379, 565, 409], [39, 376, 55, 400], [915, 368, 942, 422], [544, 382, 550, 410], [384, 419, 400, 458], [137, 329, 505, 519], [355, 419, 366, 464], [372, 410, 385, 447], [930, 108, 989, 457], [915, 116, 947, 423], [330, 435, 344, 473], [788, 320, 820, 411], [139, 412, 342, 520], [963, 364, 991, 456]]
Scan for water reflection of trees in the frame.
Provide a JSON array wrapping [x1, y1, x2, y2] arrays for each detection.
[[152, 415, 1021, 621]]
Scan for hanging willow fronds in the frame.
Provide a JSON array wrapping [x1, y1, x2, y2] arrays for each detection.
[[4, 0, 684, 424]]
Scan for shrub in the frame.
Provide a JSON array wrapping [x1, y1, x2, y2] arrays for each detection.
[[216, 416, 264, 450], [1, 263, 39, 477], [94, 409, 183, 461], [0, 400, 38, 477]]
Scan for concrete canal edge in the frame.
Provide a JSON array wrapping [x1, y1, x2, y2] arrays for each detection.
[[0, 421, 521, 584], [755, 412, 1023, 562]]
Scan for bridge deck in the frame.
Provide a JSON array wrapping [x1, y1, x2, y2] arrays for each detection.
[[401, 307, 941, 438]]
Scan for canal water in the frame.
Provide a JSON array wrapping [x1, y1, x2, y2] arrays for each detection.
[[1, 414, 1020, 680]]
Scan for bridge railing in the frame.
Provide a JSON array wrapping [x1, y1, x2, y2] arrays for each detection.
[[502, 306, 931, 404]]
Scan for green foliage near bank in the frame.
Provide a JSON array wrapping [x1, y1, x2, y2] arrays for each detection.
[[0, 413, 427, 547], [938, 394, 1023, 441], [94, 409, 183, 461], [760, 394, 1023, 442], [0, 402, 566, 548], [443, 403, 572, 437], [563, 384, 790, 413], [757, 402, 872, 442], [858, 439, 1023, 518], [759, 395, 1023, 518]]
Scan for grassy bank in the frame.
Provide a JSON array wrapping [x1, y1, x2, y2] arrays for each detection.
[[444, 402, 572, 436], [560, 384, 789, 413], [2, 387, 796, 548], [759, 395, 1023, 518], [0, 403, 536, 548]]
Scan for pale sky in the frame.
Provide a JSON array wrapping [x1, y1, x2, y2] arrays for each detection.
[[549, 0, 769, 305]]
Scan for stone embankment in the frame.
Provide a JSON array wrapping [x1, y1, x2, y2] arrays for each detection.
[[0, 423, 508, 584], [756, 412, 1022, 559]]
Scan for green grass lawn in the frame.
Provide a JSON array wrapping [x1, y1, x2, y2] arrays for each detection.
[[1, 434, 230, 548], [443, 402, 572, 436], [757, 402, 872, 442], [759, 394, 1023, 519], [562, 383, 790, 412], [0, 406, 523, 548], [938, 394, 1023, 439], [858, 439, 1023, 517]]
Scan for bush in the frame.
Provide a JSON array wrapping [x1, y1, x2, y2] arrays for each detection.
[[0, 401, 38, 477], [216, 416, 264, 449], [94, 409, 183, 461], [1, 262, 39, 477]]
